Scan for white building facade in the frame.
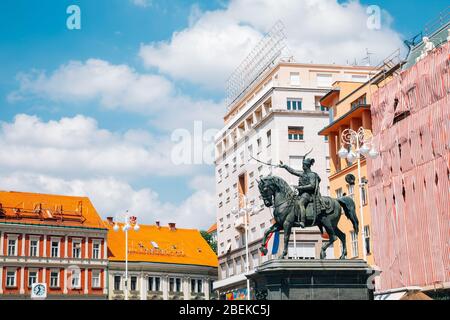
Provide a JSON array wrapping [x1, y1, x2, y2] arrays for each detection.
[[213, 62, 375, 298]]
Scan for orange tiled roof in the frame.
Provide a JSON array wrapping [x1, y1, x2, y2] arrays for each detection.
[[0, 191, 106, 230], [105, 222, 218, 268], [207, 223, 217, 234]]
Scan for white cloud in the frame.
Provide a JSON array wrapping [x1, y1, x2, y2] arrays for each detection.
[[139, 0, 404, 90], [131, 0, 152, 8], [0, 172, 215, 229], [0, 114, 198, 178], [9, 59, 223, 131], [10, 59, 172, 113]]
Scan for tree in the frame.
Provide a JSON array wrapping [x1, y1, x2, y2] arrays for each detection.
[[200, 230, 217, 253]]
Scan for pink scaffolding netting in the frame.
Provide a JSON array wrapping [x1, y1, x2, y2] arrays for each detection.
[[367, 42, 450, 291]]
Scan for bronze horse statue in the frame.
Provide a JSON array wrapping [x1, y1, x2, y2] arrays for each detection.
[[257, 175, 359, 259]]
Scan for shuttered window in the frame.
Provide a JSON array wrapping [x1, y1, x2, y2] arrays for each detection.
[[288, 126, 304, 141]]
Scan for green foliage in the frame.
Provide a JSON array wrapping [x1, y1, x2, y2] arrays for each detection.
[[200, 230, 217, 254]]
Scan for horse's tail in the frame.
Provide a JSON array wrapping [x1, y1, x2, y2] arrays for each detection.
[[337, 196, 359, 234]]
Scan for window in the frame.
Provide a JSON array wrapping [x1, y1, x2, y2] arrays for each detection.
[[51, 240, 60, 258], [317, 73, 332, 87], [7, 238, 17, 256], [351, 94, 367, 109], [326, 157, 330, 173], [335, 188, 343, 198], [251, 252, 259, 269], [347, 184, 355, 199], [29, 239, 38, 257], [6, 270, 16, 287], [28, 271, 37, 287], [92, 242, 101, 259], [266, 130, 271, 146], [352, 74, 368, 82], [92, 270, 101, 288], [114, 275, 121, 290], [191, 279, 203, 293], [217, 168, 222, 182], [257, 165, 263, 177], [224, 164, 229, 177], [50, 271, 60, 288], [72, 239, 81, 258], [324, 135, 329, 142], [130, 276, 137, 291], [169, 277, 182, 292], [287, 98, 302, 111], [350, 231, 358, 258], [361, 180, 368, 205], [288, 126, 304, 141], [239, 151, 244, 166], [290, 72, 300, 85], [364, 226, 371, 254], [247, 144, 253, 161], [260, 223, 266, 238], [71, 269, 81, 289], [148, 276, 161, 291], [257, 138, 262, 153], [232, 157, 237, 172]]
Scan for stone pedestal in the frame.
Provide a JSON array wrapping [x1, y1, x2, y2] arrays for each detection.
[[247, 259, 374, 300]]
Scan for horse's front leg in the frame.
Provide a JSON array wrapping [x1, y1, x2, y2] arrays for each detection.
[[281, 213, 296, 259], [259, 223, 279, 256]]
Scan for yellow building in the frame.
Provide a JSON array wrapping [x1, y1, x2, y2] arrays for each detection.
[[318, 79, 379, 265], [105, 219, 218, 300]]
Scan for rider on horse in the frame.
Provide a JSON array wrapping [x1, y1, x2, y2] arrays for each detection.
[[279, 149, 325, 228]]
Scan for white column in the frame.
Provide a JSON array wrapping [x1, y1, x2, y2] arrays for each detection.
[[162, 276, 169, 300], [84, 268, 89, 294], [42, 267, 46, 283], [0, 266, 3, 294], [64, 236, 68, 258], [0, 231, 4, 256], [20, 267, 25, 294], [103, 238, 107, 259], [84, 237, 89, 259], [205, 278, 210, 300], [184, 277, 190, 300], [140, 274, 146, 300], [43, 236, 47, 257], [63, 268, 68, 294], [103, 269, 108, 296], [21, 233, 26, 256]]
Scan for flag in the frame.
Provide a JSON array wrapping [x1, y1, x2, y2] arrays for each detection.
[[271, 230, 280, 254], [261, 232, 273, 256]]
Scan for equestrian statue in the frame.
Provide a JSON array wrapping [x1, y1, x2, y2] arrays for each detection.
[[257, 149, 359, 259]]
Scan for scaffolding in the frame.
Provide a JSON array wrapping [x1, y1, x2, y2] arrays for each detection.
[[226, 20, 289, 109]]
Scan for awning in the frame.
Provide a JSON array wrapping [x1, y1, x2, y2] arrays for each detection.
[[374, 287, 432, 300]]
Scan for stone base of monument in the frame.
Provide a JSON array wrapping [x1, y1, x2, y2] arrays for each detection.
[[247, 259, 374, 300]]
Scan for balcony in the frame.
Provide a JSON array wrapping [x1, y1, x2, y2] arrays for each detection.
[[147, 291, 163, 300], [234, 216, 246, 231]]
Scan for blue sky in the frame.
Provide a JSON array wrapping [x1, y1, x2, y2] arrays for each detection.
[[0, 0, 446, 229]]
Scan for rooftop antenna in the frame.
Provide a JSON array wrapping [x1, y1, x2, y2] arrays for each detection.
[[362, 48, 374, 66], [226, 20, 289, 110]]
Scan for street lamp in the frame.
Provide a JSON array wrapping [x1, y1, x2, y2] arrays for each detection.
[[338, 127, 378, 261], [113, 211, 139, 300], [231, 195, 256, 300]]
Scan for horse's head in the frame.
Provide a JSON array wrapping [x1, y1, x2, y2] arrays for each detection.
[[257, 176, 276, 207]]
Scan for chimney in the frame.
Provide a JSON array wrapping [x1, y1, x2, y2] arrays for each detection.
[[155, 221, 160, 228], [106, 217, 114, 225], [168, 222, 176, 231]]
